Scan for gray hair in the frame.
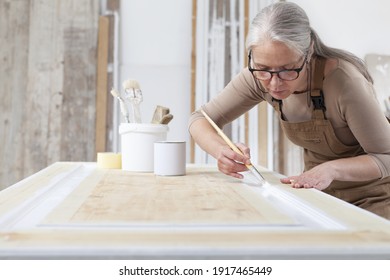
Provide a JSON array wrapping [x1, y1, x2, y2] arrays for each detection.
[[246, 2, 373, 83]]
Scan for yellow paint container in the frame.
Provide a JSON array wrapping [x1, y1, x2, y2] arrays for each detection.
[[97, 152, 122, 169]]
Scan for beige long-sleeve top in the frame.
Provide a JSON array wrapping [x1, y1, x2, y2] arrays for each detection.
[[189, 59, 390, 178]]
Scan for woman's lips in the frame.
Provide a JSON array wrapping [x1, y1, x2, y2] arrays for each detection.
[[269, 89, 287, 98]]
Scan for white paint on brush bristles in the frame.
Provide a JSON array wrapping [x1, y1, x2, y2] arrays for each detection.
[[122, 79, 143, 123], [122, 79, 140, 90], [110, 88, 130, 123]]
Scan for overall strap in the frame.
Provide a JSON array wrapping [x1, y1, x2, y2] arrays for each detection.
[[272, 98, 286, 120], [311, 57, 327, 119]]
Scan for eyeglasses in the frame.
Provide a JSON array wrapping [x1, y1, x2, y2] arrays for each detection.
[[248, 51, 307, 81]]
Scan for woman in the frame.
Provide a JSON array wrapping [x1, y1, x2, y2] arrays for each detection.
[[188, 2, 390, 219]]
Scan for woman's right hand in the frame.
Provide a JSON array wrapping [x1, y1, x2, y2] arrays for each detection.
[[216, 143, 252, 179]]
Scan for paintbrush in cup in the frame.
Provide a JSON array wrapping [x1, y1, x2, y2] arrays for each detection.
[[110, 88, 130, 123], [123, 79, 142, 123], [151, 105, 170, 124], [201, 109, 265, 185], [160, 113, 173, 124]]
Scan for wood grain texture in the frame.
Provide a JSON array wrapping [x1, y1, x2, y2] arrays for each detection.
[[43, 168, 296, 226], [0, 0, 30, 190], [0, 163, 76, 216], [2, 229, 390, 250], [1, 163, 390, 259], [190, 0, 197, 163], [95, 16, 110, 155], [0, 0, 99, 190], [59, 1, 99, 162]]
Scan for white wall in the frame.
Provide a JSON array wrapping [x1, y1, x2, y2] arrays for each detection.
[[119, 0, 192, 154], [290, 0, 390, 58]]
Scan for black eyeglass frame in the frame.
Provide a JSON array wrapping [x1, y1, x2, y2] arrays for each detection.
[[248, 51, 308, 81]]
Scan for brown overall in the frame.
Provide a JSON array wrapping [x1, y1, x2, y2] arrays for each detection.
[[272, 58, 390, 219]]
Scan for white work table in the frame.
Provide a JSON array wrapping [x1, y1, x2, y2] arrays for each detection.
[[0, 162, 389, 259]]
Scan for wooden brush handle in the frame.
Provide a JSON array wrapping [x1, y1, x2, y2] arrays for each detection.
[[201, 109, 264, 182], [201, 110, 245, 157]]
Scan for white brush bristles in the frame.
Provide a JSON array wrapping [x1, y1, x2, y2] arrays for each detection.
[[122, 79, 140, 90]]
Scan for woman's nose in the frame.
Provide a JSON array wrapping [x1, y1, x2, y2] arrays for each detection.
[[269, 73, 282, 86]]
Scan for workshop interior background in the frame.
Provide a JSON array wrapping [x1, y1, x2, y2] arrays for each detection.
[[1, 0, 389, 190]]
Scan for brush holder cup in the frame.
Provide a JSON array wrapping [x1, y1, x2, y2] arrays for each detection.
[[119, 123, 169, 172]]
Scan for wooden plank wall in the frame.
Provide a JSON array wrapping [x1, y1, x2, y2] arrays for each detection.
[[0, 0, 29, 190], [96, 0, 118, 155], [95, 16, 110, 155], [0, 0, 99, 190], [190, 0, 197, 163]]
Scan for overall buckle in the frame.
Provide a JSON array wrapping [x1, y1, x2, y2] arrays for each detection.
[[312, 90, 326, 110]]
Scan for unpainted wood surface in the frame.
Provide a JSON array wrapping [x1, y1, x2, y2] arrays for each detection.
[[1, 163, 390, 258], [0, 163, 76, 216], [43, 168, 296, 226], [2, 228, 390, 251]]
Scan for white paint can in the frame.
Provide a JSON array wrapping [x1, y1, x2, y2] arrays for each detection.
[[154, 141, 186, 176], [119, 123, 169, 172]]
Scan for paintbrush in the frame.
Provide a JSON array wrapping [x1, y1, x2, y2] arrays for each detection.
[[201, 109, 266, 184], [123, 79, 142, 123], [110, 88, 130, 123], [160, 113, 173, 124], [151, 105, 170, 124]]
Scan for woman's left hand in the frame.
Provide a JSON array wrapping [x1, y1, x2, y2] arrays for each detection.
[[280, 163, 335, 191]]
